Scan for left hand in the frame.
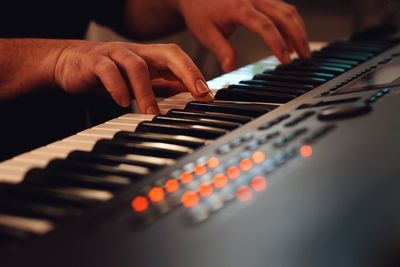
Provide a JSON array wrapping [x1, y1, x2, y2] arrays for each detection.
[[176, 0, 310, 72]]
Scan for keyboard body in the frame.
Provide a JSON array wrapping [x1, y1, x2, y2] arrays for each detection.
[[1, 40, 400, 267]]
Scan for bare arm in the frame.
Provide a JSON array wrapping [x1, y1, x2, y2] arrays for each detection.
[[0, 39, 212, 114]]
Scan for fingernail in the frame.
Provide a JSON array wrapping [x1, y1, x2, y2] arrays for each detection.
[[196, 79, 211, 96], [121, 98, 131, 107], [146, 106, 160, 115], [222, 58, 232, 72]]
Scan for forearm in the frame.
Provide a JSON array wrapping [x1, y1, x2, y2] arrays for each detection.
[[0, 38, 70, 100], [124, 0, 185, 40]]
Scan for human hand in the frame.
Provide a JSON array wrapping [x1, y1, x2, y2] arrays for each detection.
[[177, 0, 310, 72], [54, 41, 212, 114]]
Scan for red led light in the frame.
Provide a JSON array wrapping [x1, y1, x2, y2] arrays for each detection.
[[250, 176, 267, 192], [194, 164, 207, 176], [213, 173, 228, 189], [180, 171, 193, 184], [164, 179, 180, 193], [236, 185, 253, 202], [300, 145, 313, 158], [252, 151, 265, 164], [131, 196, 149, 212], [148, 187, 165, 203], [199, 183, 214, 198], [227, 166, 241, 180], [207, 157, 220, 169], [181, 191, 200, 208], [239, 158, 253, 171]]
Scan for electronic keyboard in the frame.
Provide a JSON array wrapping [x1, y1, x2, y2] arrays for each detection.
[[1, 33, 400, 267]]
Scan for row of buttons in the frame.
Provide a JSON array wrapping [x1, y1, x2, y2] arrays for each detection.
[[284, 111, 315, 127], [258, 114, 290, 131], [217, 132, 254, 155], [274, 128, 308, 148], [367, 88, 390, 103]]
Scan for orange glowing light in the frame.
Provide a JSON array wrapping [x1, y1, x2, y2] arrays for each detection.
[[239, 158, 253, 171], [148, 187, 165, 203], [199, 183, 214, 197], [300, 145, 313, 158], [180, 171, 193, 184], [207, 157, 220, 169], [131, 196, 149, 212], [252, 151, 265, 164], [227, 166, 241, 180], [213, 173, 228, 189], [164, 179, 180, 193], [194, 164, 207, 176], [236, 185, 253, 202], [181, 191, 200, 208], [250, 176, 267, 192]]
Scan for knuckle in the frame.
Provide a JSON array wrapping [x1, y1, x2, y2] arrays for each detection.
[[260, 21, 274, 32], [94, 58, 113, 73], [131, 57, 148, 72], [165, 43, 183, 54]]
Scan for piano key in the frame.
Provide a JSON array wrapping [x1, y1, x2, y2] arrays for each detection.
[[0, 199, 77, 221], [136, 121, 227, 139], [0, 214, 54, 235], [152, 115, 240, 130], [0, 184, 99, 209], [293, 58, 358, 68], [291, 60, 353, 70], [233, 83, 307, 95], [312, 51, 367, 62], [93, 139, 193, 158], [251, 73, 326, 85], [68, 150, 175, 170], [0, 224, 32, 243], [265, 70, 335, 79], [277, 64, 345, 75], [241, 79, 314, 90], [46, 159, 150, 179], [166, 109, 253, 124], [329, 41, 387, 53], [114, 131, 208, 148], [321, 47, 375, 58], [24, 169, 130, 191], [215, 88, 297, 103], [185, 101, 272, 117]]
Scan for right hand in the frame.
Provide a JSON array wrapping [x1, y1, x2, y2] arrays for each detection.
[[54, 41, 213, 114]]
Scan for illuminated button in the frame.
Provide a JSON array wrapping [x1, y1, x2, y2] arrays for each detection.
[[300, 145, 313, 158], [148, 187, 165, 203], [131, 196, 149, 212], [164, 179, 180, 193], [227, 166, 241, 180], [213, 173, 228, 189], [199, 183, 214, 198], [239, 158, 253, 171], [250, 176, 267, 192], [194, 164, 207, 176], [181, 191, 200, 208], [236, 185, 253, 202], [180, 171, 193, 184], [252, 151, 265, 164], [207, 157, 220, 169]]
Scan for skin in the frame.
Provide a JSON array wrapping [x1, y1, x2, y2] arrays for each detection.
[[0, 0, 310, 114]]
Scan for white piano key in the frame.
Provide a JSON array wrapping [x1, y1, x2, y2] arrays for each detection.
[[78, 128, 119, 138], [54, 187, 113, 202], [0, 214, 54, 235]]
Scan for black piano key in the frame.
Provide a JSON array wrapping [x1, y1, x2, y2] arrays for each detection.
[[312, 51, 367, 62], [277, 64, 345, 75], [0, 224, 32, 243], [152, 115, 240, 131], [185, 101, 272, 117], [265, 70, 335, 79], [0, 199, 77, 221], [243, 78, 314, 90], [251, 73, 326, 85], [293, 58, 359, 67], [25, 169, 130, 191], [321, 47, 375, 58], [291, 60, 353, 70], [230, 84, 306, 95], [46, 159, 150, 179], [0, 184, 99, 209], [136, 121, 227, 139], [167, 109, 253, 124], [329, 42, 387, 53], [215, 88, 297, 103], [93, 139, 192, 158], [68, 150, 174, 170]]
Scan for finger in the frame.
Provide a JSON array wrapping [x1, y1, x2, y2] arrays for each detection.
[[92, 56, 131, 107], [152, 79, 187, 97], [110, 47, 160, 115], [149, 68, 180, 81], [255, 0, 310, 58], [192, 24, 236, 72], [236, 3, 291, 64], [133, 43, 213, 102]]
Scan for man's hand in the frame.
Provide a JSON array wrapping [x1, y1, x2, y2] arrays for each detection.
[[176, 0, 310, 72], [55, 41, 213, 114]]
